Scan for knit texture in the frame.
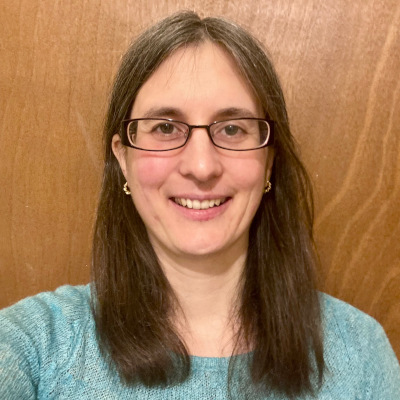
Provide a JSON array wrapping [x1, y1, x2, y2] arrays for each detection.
[[0, 285, 399, 399]]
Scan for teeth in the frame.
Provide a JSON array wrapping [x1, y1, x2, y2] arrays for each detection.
[[192, 200, 201, 210], [174, 197, 226, 210], [200, 200, 209, 209]]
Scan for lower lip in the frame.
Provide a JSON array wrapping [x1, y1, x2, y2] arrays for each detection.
[[170, 198, 231, 221]]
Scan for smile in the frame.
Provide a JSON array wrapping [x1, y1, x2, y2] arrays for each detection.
[[173, 197, 227, 210]]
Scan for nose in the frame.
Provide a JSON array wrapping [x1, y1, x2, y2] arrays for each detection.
[[178, 127, 223, 183]]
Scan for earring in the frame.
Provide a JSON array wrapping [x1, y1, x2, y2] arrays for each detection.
[[123, 182, 131, 195], [264, 181, 272, 194]]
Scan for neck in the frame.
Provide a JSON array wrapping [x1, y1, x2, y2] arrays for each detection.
[[153, 243, 247, 357]]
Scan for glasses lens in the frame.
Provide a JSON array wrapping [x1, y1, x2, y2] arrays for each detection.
[[211, 119, 270, 150], [127, 119, 189, 150]]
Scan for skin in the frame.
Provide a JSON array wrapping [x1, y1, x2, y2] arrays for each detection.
[[112, 41, 274, 356]]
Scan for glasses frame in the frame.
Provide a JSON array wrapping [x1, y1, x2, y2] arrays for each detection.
[[120, 117, 275, 152]]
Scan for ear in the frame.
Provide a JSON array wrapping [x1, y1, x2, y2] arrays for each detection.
[[111, 134, 128, 177], [265, 147, 275, 183]]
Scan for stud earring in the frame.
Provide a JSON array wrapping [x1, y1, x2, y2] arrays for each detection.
[[123, 182, 131, 195], [264, 181, 272, 194]]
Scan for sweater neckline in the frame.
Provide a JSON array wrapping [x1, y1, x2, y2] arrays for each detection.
[[190, 353, 250, 371]]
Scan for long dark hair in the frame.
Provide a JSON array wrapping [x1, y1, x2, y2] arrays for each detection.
[[92, 11, 324, 398]]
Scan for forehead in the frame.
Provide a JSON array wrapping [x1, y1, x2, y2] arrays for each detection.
[[130, 41, 263, 120]]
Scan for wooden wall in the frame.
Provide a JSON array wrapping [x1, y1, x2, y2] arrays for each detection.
[[1, 0, 399, 358]]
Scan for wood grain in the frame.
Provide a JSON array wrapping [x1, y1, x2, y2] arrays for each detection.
[[1, 0, 399, 358]]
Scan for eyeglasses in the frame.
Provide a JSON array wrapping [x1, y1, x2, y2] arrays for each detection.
[[121, 118, 274, 151]]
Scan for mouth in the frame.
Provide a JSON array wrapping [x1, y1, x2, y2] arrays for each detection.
[[173, 197, 228, 210]]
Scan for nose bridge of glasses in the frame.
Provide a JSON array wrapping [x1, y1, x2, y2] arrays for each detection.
[[186, 124, 214, 143]]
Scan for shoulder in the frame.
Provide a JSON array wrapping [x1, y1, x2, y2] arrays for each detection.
[[0, 285, 95, 398], [320, 292, 383, 342], [0, 284, 94, 361], [0, 284, 92, 332], [318, 293, 400, 398]]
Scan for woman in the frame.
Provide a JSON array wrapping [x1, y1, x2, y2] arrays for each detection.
[[1, 11, 399, 399]]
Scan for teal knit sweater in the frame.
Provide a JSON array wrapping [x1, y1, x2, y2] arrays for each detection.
[[0, 285, 399, 399]]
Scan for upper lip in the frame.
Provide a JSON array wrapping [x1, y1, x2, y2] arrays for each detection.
[[170, 194, 230, 201]]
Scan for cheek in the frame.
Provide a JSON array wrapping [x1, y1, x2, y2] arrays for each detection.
[[128, 155, 175, 190], [229, 157, 267, 192]]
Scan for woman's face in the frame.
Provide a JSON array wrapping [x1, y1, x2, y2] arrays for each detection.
[[113, 42, 274, 261]]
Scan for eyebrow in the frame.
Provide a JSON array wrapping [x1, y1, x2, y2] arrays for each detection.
[[142, 107, 185, 119], [141, 106, 259, 121], [213, 107, 258, 120]]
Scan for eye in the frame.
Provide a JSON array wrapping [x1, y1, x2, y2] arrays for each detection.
[[144, 120, 188, 142], [214, 121, 247, 138], [223, 124, 240, 136], [157, 123, 175, 134]]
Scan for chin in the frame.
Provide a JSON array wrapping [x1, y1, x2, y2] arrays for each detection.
[[172, 239, 238, 259]]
